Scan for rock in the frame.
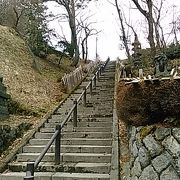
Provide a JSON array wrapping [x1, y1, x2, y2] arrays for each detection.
[[143, 134, 163, 157], [152, 151, 171, 173], [162, 136, 180, 157], [136, 132, 143, 149], [139, 165, 158, 180], [172, 128, 180, 144], [132, 142, 138, 157], [138, 147, 150, 168], [172, 157, 180, 176], [131, 157, 142, 178], [160, 166, 180, 180], [129, 156, 135, 169], [154, 128, 171, 141]]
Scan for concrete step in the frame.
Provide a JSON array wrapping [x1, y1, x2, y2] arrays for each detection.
[[77, 112, 113, 118], [40, 127, 112, 133], [16, 153, 111, 163], [35, 132, 112, 139], [50, 172, 111, 180], [23, 145, 112, 153], [0, 172, 110, 180], [77, 114, 113, 118], [45, 121, 112, 128], [29, 138, 112, 146], [77, 117, 113, 122], [9, 162, 111, 174]]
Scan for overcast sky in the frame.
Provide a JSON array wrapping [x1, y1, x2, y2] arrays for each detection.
[[46, 0, 180, 61]]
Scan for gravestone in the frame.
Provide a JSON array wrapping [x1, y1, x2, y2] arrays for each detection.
[[0, 75, 10, 118]]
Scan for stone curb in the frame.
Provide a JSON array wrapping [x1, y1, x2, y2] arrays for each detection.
[[110, 61, 120, 180]]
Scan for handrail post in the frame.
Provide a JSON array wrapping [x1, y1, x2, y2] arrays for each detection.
[[90, 80, 93, 96], [25, 162, 35, 180], [99, 66, 102, 75], [102, 65, 105, 73], [97, 71, 100, 81], [94, 74, 96, 88], [73, 99, 77, 127], [55, 125, 61, 165], [83, 87, 86, 107]]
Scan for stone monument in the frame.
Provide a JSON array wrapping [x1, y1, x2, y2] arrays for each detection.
[[132, 34, 142, 67], [154, 53, 169, 77]]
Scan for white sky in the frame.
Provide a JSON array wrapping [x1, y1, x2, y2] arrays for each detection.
[[45, 0, 180, 61]]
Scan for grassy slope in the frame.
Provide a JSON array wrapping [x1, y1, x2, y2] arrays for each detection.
[[0, 25, 72, 114]]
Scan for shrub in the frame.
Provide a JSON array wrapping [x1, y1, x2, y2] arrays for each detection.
[[7, 99, 39, 116], [116, 80, 180, 126]]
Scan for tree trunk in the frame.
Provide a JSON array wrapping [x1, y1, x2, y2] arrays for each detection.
[[70, 0, 79, 66], [147, 0, 156, 55], [154, 21, 161, 49], [115, 0, 131, 62], [85, 38, 88, 63], [81, 39, 85, 60], [159, 25, 166, 48], [132, 0, 156, 56]]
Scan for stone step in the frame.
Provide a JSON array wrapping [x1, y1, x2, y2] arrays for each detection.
[[23, 145, 112, 153], [29, 138, 112, 146], [35, 132, 112, 139], [77, 117, 113, 122], [77, 114, 113, 118], [53, 172, 110, 179], [8, 162, 111, 174], [0, 172, 110, 180], [45, 121, 112, 128], [16, 153, 111, 163], [77, 112, 113, 117], [40, 127, 112, 133]]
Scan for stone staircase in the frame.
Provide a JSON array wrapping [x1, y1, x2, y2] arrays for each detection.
[[0, 61, 119, 180]]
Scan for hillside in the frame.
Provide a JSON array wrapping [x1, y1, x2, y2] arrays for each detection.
[[0, 25, 72, 115]]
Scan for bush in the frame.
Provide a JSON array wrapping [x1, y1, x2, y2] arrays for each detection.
[[116, 80, 180, 126], [165, 44, 180, 60], [7, 99, 39, 116]]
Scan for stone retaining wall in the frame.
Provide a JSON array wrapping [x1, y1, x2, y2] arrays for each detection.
[[126, 126, 180, 180], [0, 76, 10, 117]]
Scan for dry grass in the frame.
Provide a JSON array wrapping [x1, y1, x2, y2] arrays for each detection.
[[0, 25, 75, 159], [0, 25, 72, 113]]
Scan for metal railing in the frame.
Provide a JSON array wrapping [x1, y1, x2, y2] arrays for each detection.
[[24, 59, 109, 180]]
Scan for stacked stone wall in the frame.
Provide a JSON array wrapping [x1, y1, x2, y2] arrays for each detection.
[[126, 126, 180, 180]]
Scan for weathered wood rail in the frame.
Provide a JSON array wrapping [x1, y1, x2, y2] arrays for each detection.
[[62, 61, 99, 92], [116, 59, 180, 85]]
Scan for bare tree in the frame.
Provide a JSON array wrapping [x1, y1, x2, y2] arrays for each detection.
[[44, 0, 93, 66], [131, 0, 156, 55], [171, 5, 179, 45], [153, 0, 167, 49], [153, 0, 162, 49], [114, 0, 131, 61], [78, 16, 100, 63]]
